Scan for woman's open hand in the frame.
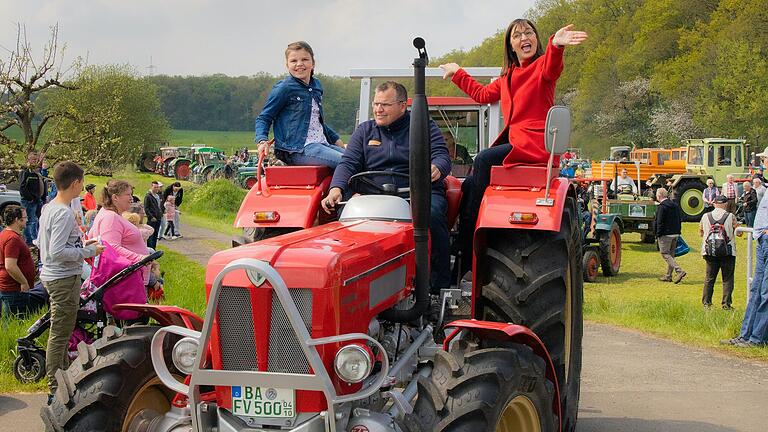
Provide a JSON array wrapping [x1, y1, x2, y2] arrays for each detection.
[[553, 24, 588, 48], [439, 63, 461, 80]]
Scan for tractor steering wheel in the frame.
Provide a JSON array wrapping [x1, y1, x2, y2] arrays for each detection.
[[348, 171, 410, 196]]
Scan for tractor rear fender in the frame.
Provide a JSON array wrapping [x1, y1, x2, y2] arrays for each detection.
[[444, 319, 562, 432], [234, 167, 332, 229], [111, 304, 203, 331], [476, 176, 573, 232]]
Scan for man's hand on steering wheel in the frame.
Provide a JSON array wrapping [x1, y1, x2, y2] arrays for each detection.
[[321, 187, 343, 214]]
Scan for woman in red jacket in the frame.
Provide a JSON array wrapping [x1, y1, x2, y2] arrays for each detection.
[[440, 19, 587, 276]]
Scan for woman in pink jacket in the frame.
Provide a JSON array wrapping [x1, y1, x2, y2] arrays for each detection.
[[89, 180, 151, 286]]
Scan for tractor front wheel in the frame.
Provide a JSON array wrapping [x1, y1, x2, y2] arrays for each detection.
[[406, 346, 555, 432], [582, 249, 599, 283], [40, 325, 180, 432], [599, 222, 621, 276], [475, 196, 583, 431]]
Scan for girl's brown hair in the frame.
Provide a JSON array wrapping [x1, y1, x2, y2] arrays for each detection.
[[100, 179, 132, 211], [501, 19, 545, 75]]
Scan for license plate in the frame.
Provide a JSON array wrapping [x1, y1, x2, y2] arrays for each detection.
[[638, 223, 649, 229], [231, 386, 295, 418]]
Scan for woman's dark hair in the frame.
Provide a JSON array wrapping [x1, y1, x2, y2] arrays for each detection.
[[285, 41, 315, 78], [100, 179, 132, 211], [501, 19, 545, 75], [2, 204, 24, 226]]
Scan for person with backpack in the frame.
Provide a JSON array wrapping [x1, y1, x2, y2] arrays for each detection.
[[18, 152, 46, 245], [699, 195, 737, 309]]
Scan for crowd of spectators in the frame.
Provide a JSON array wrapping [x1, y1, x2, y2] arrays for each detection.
[[0, 153, 186, 401]]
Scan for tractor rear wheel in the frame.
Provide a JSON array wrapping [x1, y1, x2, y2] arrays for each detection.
[[674, 180, 706, 222], [40, 325, 179, 432], [582, 249, 599, 283], [475, 196, 583, 431], [139, 154, 155, 172], [244, 176, 258, 189], [599, 222, 621, 276], [406, 346, 555, 432], [174, 161, 191, 180]]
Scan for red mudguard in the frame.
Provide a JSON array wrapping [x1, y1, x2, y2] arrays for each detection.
[[112, 304, 203, 331], [444, 319, 562, 432], [234, 166, 332, 230]]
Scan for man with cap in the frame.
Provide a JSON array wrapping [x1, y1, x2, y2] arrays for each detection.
[[699, 195, 737, 309], [722, 147, 768, 347]]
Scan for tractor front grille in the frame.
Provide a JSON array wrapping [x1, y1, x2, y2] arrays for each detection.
[[217, 286, 258, 371], [269, 289, 312, 373], [216, 286, 312, 374]]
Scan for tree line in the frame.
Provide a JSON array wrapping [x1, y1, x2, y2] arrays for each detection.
[[146, 73, 360, 134]]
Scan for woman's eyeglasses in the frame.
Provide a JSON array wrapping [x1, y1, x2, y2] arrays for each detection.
[[511, 30, 536, 41]]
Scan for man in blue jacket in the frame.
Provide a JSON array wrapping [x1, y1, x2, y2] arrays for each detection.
[[321, 81, 452, 293]]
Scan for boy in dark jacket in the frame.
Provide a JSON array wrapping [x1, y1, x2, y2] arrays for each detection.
[[655, 188, 686, 283]]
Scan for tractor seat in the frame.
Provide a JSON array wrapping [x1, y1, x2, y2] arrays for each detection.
[[265, 166, 332, 187], [444, 175, 463, 228], [489, 164, 557, 188]]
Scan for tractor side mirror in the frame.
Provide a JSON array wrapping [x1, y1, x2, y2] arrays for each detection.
[[544, 106, 571, 155]]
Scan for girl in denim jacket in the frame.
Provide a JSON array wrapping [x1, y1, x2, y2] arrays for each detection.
[[255, 41, 345, 168]]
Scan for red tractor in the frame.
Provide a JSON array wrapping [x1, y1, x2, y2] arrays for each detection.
[[42, 39, 582, 432]]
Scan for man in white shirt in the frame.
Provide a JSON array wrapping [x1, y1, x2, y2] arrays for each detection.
[[610, 169, 638, 194]]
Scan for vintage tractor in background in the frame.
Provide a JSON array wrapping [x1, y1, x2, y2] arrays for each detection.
[[646, 138, 752, 221], [136, 140, 168, 173], [42, 40, 582, 432], [576, 178, 623, 282], [191, 146, 229, 184]]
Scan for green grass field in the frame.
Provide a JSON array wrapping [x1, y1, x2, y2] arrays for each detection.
[[586, 222, 768, 360], [0, 247, 206, 393]]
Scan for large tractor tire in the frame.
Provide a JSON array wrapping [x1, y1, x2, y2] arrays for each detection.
[[475, 196, 583, 432], [174, 161, 191, 180], [244, 176, 258, 190], [674, 180, 706, 222], [598, 222, 621, 276], [582, 249, 599, 283], [406, 346, 555, 432], [41, 325, 180, 432], [137, 154, 155, 173]]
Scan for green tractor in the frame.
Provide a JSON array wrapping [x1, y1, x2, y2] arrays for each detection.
[[166, 146, 194, 180], [236, 150, 261, 189], [647, 138, 752, 222], [577, 178, 624, 283], [603, 161, 657, 243], [191, 146, 230, 184], [135, 141, 167, 173]]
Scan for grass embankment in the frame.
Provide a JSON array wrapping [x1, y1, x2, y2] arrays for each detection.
[[84, 170, 242, 236], [0, 247, 206, 393], [586, 222, 768, 360]]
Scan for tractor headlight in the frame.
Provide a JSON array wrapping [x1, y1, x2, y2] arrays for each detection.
[[334, 344, 372, 384], [172, 337, 200, 374]]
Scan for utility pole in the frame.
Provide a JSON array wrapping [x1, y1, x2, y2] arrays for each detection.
[[146, 56, 156, 76]]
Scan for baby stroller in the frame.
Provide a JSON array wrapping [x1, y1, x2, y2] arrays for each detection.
[[13, 250, 163, 383]]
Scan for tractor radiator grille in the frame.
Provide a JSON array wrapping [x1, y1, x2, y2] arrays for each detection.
[[268, 289, 312, 373], [217, 286, 258, 371]]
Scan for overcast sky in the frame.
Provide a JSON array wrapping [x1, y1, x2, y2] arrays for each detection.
[[0, 0, 537, 77]]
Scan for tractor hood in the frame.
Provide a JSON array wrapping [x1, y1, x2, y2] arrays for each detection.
[[206, 220, 416, 307]]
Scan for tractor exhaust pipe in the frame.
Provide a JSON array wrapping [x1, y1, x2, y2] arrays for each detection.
[[381, 37, 431, 323]]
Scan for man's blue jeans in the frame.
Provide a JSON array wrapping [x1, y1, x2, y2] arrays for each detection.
[[285, 142, 344, 168], [1, 291, 44, 318], [430, 191, 451, 292], [740, 236, 768, 343], [20, 199, 41, 245]]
